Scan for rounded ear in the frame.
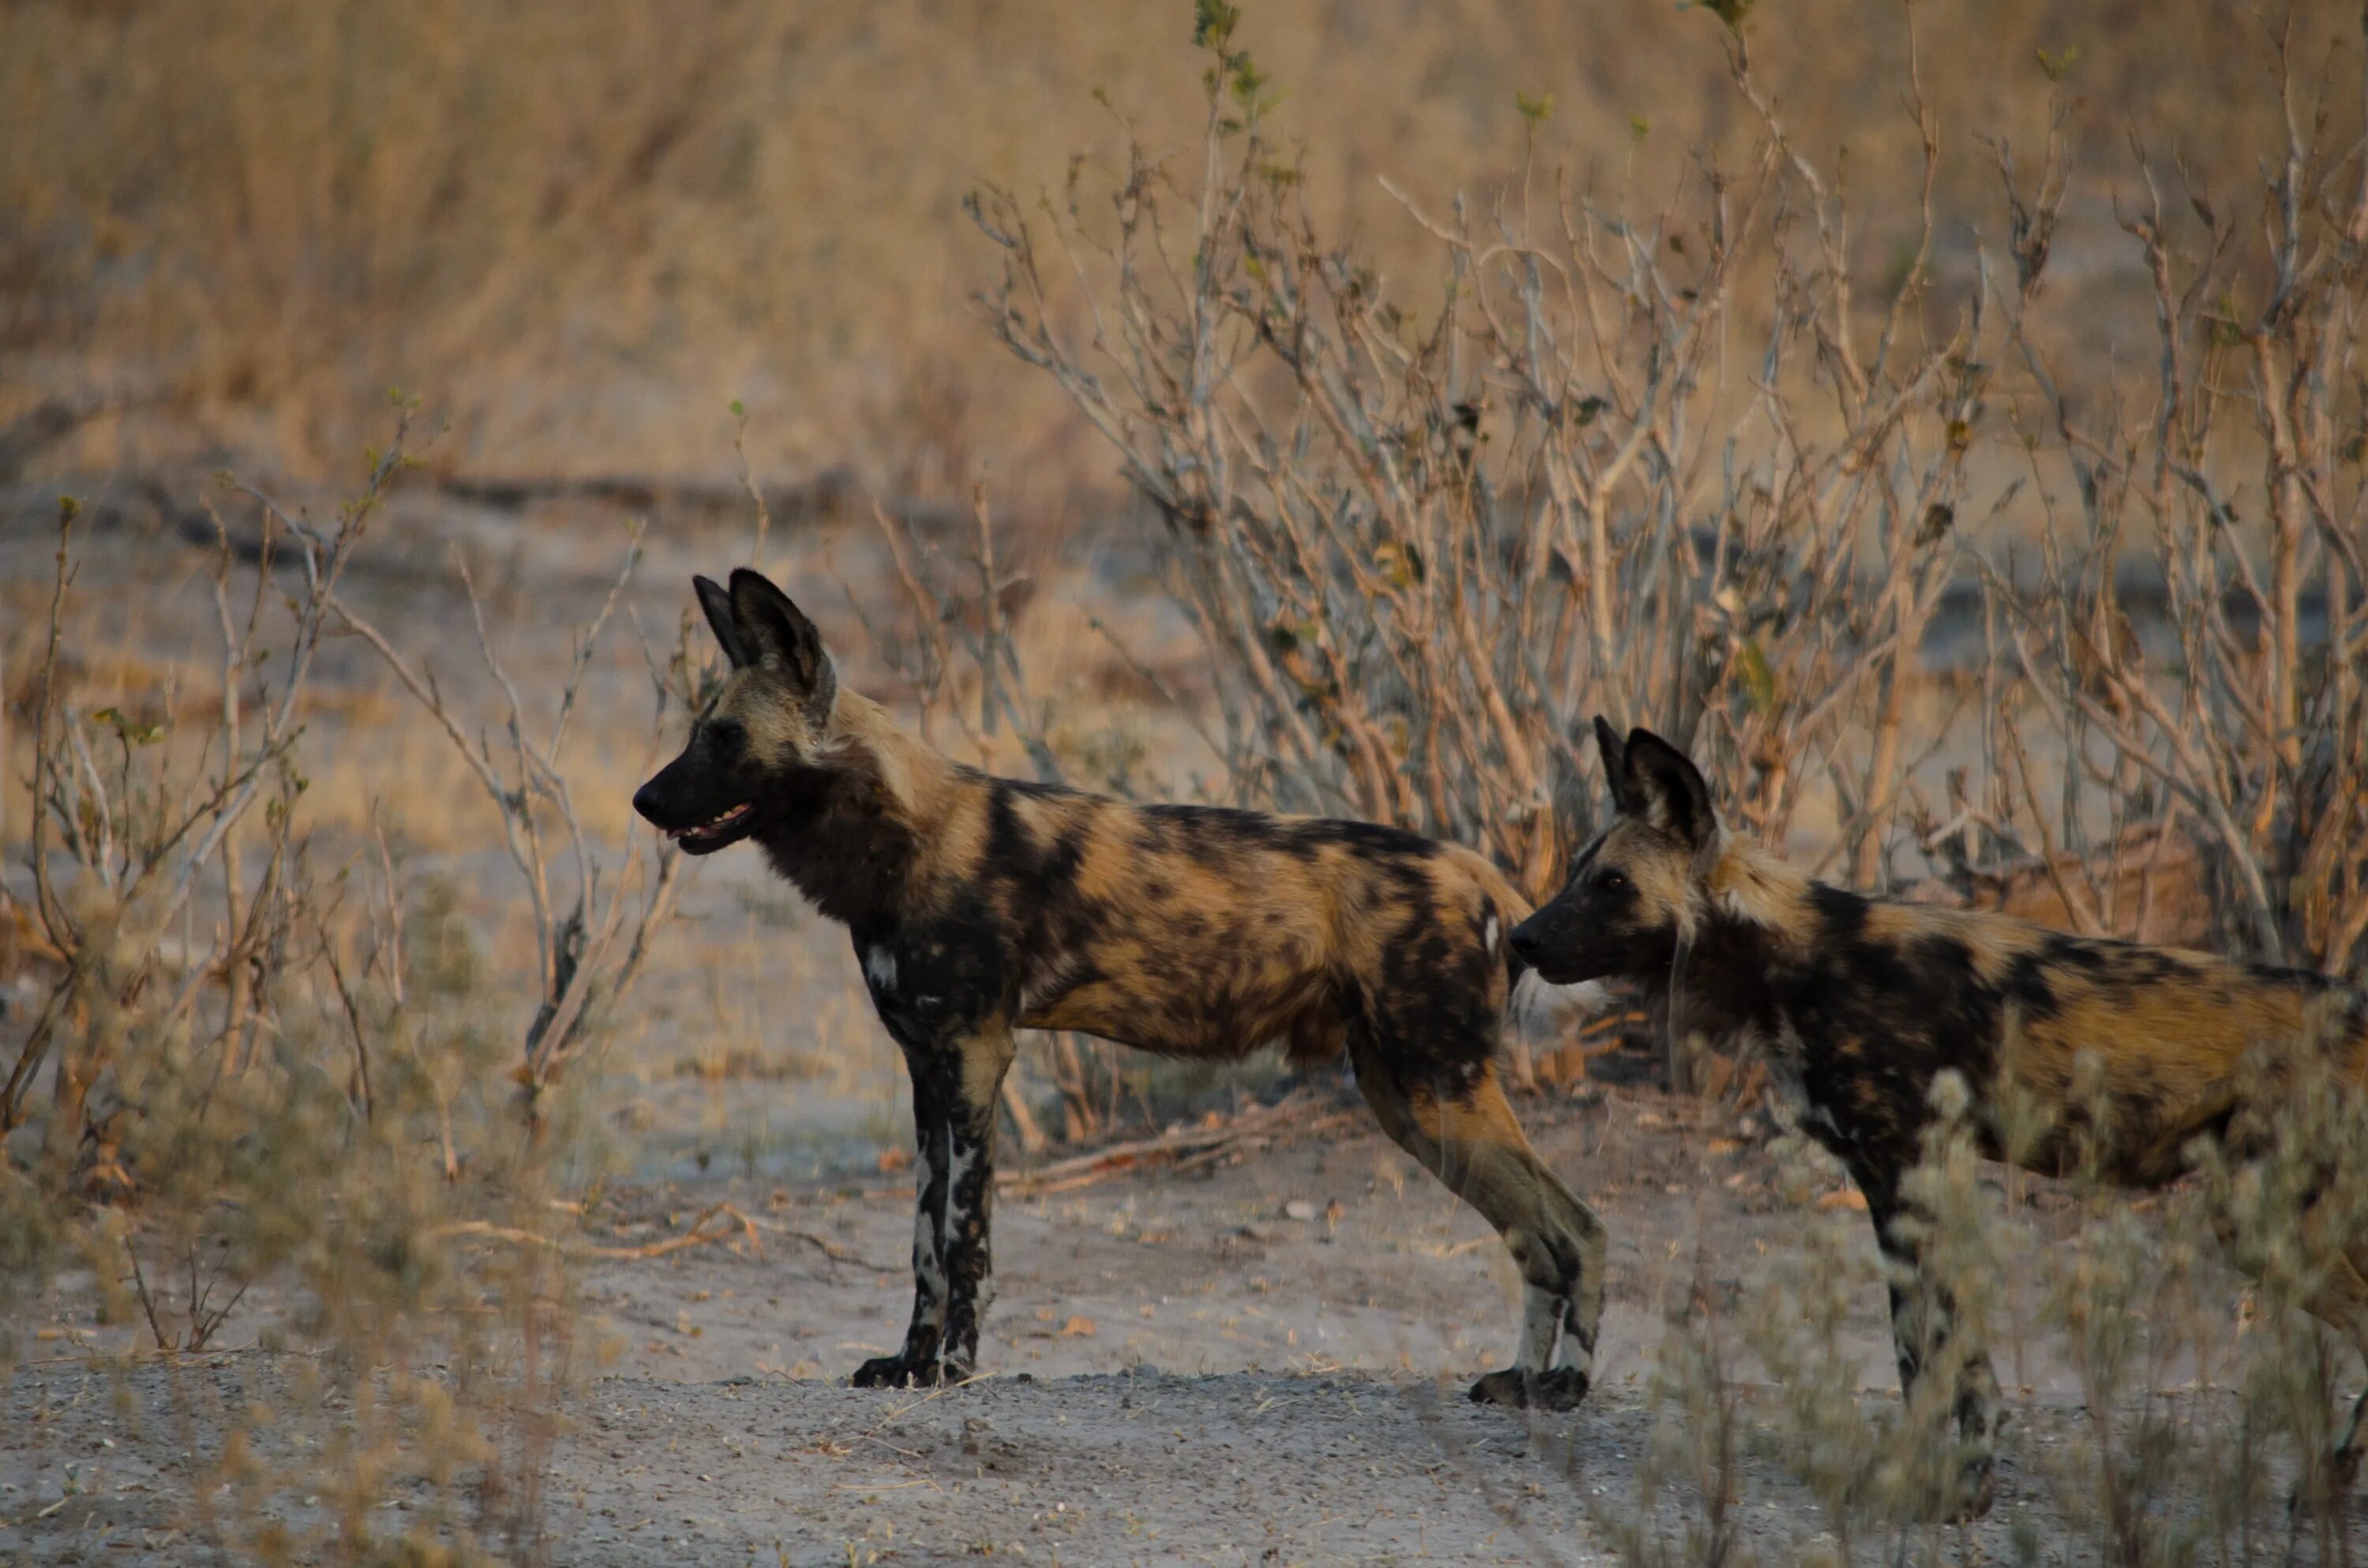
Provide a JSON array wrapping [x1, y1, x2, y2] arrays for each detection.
[[728, 568, 836, 711], [1621, 727, 1716, 851], [1592, 715, 1638, 813], [694, 575, 752, 668]]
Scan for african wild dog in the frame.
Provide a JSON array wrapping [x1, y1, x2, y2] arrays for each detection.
[[1510, 719, 2368, 1518], [631, 569, 1609, 1406]]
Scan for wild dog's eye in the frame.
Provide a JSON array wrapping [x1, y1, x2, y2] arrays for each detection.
[[705, 717, 745, 747], [1598, 870, 1628, 893]]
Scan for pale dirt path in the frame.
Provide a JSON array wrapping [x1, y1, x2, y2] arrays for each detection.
[[7, 1087, 2360, 1564]]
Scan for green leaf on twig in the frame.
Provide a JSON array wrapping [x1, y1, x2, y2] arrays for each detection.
[[92, 708, 164, 747], [1733, 641, 1775, 713]]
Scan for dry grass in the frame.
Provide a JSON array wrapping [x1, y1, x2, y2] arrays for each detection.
[[0, 427, 703, 1560], [982, 0, 2368, 983], [2, 0, 2362, 491]]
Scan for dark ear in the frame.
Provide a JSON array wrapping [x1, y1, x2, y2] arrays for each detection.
[[694, 575, 753, 668], [1592, 716, 1639, 814], [1621, 727, 1716, 851], [728, 568, 836, 710]]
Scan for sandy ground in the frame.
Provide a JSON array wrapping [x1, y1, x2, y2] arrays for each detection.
[[10, 1083, 2366, 1565], [3, 395, 2357, 1568]]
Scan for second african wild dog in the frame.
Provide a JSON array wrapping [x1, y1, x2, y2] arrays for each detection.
[[1510, 719, 2368, 1518], [631, 569, 1609, 1406]]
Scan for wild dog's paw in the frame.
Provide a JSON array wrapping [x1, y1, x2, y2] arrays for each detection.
[[2286, 1445, 2360, 1521], [851, 1353, 943, 1390], [2326, 1436, 2362, 1498], [1467, 1368, 1588, 1410], [1950, 1458, 1998, 1523], [1525, 1368, 1591, 1412], [1904, 1455, 1995, 1524], [1467, 1368, 1531, 1407]]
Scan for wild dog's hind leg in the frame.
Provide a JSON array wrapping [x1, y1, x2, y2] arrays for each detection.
[[2280, 1229, 2368, 1509], [2306, 1259, 2368, 1513], [852, 1022, 1017, 1389], [1351, 1043, 1607, 1412]]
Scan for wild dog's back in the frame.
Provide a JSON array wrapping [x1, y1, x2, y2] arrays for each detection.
[[1974, 924, 2368, 1177], [1729, 878, 2368, 1181], [972, 784, 1523, 1066]]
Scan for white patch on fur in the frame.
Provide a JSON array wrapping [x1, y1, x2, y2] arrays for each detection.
[[1755, 1021, 1845, 1143], [1516, 1282, 1563, 1372], [1554, 1312, 1594, 1375], [1708, 836, 1811, 934], [946, 1138, 992, 1323], [1505, 967, 1613, 1045], [865, 945, 897, 994], [911, 1146, 946, 1312], [1484, 915, 1501, 953]]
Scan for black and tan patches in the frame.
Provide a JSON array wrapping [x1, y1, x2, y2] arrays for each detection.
[[635, 569, 1609, 1407], [1510, 718, 2368, 1520]]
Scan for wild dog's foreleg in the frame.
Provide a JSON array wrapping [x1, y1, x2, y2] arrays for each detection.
[[851, 1022, 1017, 1390], [1857, 1164, 1999, 1521], [1351, 1044, 1607, 1413], [934, 1022, 1017, 1379], [852, 1051, 954, 1388]]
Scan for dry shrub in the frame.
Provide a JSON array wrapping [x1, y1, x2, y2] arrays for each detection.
[[1594, 1075, 2368, 1567], [971, 6, 2368, 1559], [1980, 80, 2368, 973], [978, 3, 2368, 986], [0, 417, 686, 1560]]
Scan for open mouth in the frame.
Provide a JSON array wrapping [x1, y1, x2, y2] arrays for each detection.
[[664, 801, 752, 846]]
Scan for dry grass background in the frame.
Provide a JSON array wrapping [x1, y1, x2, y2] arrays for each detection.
[[2, 0, 2357, 488]]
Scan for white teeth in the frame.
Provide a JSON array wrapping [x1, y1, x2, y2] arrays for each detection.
[[669, 803, 750, 840]]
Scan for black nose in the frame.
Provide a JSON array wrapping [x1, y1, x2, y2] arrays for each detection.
[[631, 781, 661, 821], [1508, 922, 1542, 961]]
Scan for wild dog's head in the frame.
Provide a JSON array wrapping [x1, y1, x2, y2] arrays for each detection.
[[631, 568, 837, 855], [1509, 717, 1718, 985]]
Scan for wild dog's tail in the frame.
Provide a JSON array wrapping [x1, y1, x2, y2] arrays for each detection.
[[1503, 952, 1612, 1053]]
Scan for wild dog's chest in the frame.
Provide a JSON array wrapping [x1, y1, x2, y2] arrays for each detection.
[[1741, 1018, 1840, 1144], [852, 920, 1011, 1050], [1730, 1009, 1916, 1166]]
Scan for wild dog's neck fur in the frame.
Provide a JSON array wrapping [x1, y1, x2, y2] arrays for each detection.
[[1663, 833, 1820, 1039], [1699, 835, 1815, 941], [750, 690, 960, 932]]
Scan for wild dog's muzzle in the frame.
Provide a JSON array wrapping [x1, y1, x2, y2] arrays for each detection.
[[1508, 908, 1610, 986], [632, 762, 757, 855]]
